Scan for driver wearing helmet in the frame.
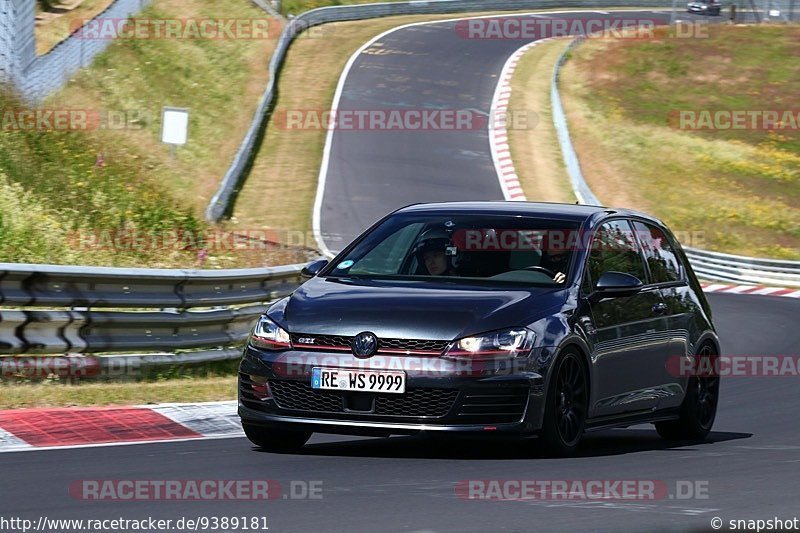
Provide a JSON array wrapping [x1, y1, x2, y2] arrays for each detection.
[[414, 229, 457, 276]]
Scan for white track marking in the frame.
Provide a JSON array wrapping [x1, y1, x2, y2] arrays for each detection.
[[149, 401, 243, 438], [0, 428, 32, 451]]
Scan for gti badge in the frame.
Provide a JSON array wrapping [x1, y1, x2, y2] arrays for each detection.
[[352, 331, 378, 358]]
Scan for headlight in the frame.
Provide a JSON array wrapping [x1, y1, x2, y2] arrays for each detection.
[[443, 328, 535, 360], [249, 315, 292, 351]]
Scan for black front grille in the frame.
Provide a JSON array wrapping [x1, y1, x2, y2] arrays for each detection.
[[375, 388, 458, 417], [269, 379, 343, 413], [379, 338, 449, 353], [456, 386, 529, 424], [239, 372, 271, 411], [290, 333, 449, 354], [268, 379, 458, 418]]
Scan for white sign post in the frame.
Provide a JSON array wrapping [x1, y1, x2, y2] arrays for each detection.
[[161, 107, 189, 155]]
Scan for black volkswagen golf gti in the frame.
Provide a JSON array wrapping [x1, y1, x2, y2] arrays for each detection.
[[239, 202, 720, 455]]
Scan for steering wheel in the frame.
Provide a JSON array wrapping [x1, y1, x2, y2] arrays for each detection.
[[523, 265, 557, 278]]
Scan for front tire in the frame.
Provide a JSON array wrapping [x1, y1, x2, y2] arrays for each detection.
[[243, 424, 312, 452], [656, 344, 719, 440], [540, 350, 588, 456]]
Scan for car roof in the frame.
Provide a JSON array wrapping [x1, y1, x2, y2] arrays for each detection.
[[394, 201, 661, 225]]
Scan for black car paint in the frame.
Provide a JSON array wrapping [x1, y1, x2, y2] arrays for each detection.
[[239, 202, 719, 437]]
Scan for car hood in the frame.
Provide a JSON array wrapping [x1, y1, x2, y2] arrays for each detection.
[[275, 276, 568, 341]]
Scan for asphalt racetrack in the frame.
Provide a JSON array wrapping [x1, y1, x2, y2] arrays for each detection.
[[2, 293, 797, 532], [316, 10, 711, 251]]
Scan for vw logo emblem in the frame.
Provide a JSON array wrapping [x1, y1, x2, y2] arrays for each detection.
[[352, 332, 378, 358]]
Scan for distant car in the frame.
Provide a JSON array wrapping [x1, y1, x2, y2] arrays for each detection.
[[688, 0, 722, 15], [238, 202, 721, 455]]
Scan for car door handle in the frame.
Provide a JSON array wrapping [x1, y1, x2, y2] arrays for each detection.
[[651, 303, 668, 315]]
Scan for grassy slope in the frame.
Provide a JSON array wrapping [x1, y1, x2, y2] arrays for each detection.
[[1, 0, 317, 268], [560, 25, 800, 258]]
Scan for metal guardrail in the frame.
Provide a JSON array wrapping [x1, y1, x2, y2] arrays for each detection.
[[205, 0, 677, 221], [0, 263, 305, 364], [551, 38, 800, 287], [551, 38, 600, 207], [680, 247, 800, 286]]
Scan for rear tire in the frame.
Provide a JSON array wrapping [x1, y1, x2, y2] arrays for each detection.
[[243, 424, 311, 452], [540, 350, 588, 456], [656, 344, 719, 440]]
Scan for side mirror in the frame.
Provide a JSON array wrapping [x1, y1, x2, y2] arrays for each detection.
[[591, 271, 643, 300], [301, 259, 329, 279]]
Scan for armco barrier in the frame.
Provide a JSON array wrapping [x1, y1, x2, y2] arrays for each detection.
[[0, 263, 305, 369], [551, 37, 800, 287], [680, 247, 800, 286]]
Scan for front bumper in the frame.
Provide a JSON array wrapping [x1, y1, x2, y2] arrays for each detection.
[[238, 346, 547, 437]]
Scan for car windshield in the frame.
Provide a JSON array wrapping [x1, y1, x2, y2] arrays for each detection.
[[325, 213, 581, 286]]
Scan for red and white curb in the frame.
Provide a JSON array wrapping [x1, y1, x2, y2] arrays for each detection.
[[0, 400, 242, 453], [700, 283, 800, 299], [490, 37, 559, 202]]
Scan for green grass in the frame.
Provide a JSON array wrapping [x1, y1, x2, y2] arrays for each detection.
[[559, 25, 800, 259], [0, 91, 201, 266], [0, 376, 236, 408], [0, 0, 320, 268], [53, 0, 277, 213], [0, 359, 240, 408], [280, 0, 403, 16], [584, 25, 800, 153]]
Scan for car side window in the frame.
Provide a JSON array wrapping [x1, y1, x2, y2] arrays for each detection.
[[587, 220, 647, 287], [631, 221, 683, 283]]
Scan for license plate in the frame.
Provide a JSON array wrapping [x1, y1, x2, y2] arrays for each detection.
[[311, 367, 406, 394]]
